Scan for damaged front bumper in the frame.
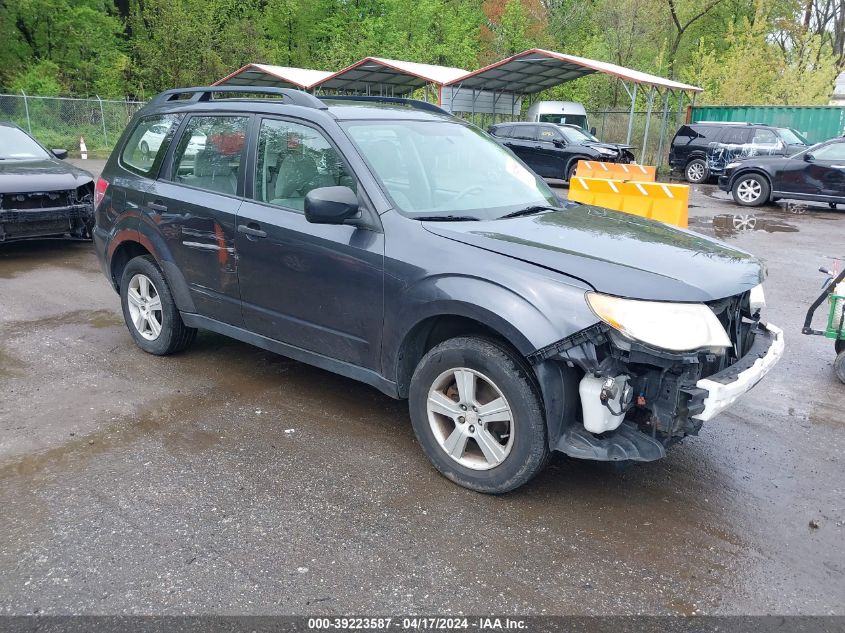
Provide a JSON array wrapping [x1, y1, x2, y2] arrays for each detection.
[[0, 201, 94, 242], [533, 316, 784, 462]]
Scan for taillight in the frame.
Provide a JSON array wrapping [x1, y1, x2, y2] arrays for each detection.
[[94, 177, 109, 210]]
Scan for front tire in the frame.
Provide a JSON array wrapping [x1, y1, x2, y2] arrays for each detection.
[[408, 337, 549, 494], [565, 161, 580, 183], [120, 255, 196, 355], [732, 173, 770, 207], [684, 158, 709, 183]]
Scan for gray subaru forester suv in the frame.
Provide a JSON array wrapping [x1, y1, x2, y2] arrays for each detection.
[[93, 86, 783, 493]]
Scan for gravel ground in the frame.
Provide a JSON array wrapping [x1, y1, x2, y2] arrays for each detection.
[[0, 160, 842, 615]]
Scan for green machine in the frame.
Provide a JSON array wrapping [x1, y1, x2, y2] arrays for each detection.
[[803, 259, 845, 383]]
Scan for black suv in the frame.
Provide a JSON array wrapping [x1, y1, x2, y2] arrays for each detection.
[[94, 86, 783, 493], [670, 122, 808, 184], [489, 122, 634, 182]]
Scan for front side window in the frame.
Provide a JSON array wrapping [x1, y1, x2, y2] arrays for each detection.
[[812, 141, 845, 161], [254, 119, 356, 212], [538, 127, 561, 142], [752, 129, 779, 146], [0, 125, 50, 160], [121, 114, 182, 176], [171, 115, 249, 196], [342, 119, 559, 220], [557, 126, 592, 144]]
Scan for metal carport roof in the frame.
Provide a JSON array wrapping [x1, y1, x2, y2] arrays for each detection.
[[445, 48, 701, 93], [313, 57, 469, 94], [214, 64, 334, 90]]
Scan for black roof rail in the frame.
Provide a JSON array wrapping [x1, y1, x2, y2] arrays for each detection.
[[323, 95, 450, 115], [149, 86, 328, 110]]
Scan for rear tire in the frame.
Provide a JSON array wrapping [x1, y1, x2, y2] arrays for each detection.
[[408, 337, 549, 494], [120, 255, 196, 356], [684, 158, 709, 184], [732, 173, 770, 207], [835, 352, 845, 384]]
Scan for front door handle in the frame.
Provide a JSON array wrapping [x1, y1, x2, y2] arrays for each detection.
[[148, 201, 168, 213], [238, 223, 267, 238]]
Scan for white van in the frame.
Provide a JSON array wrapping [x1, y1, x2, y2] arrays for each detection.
[[525, 101, 595, 135]]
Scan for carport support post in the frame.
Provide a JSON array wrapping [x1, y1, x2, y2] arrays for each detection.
[[20, 89, 32, 134], [641, 87, 655, 164], [655, 90, 671, 171], [625, 82, 638, 145], [97, 95, 108, 147]]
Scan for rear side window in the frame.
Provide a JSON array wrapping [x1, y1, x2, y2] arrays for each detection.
[[719, 127, 752, 144], [493, 125, 513, 138], [171, 115, 249, 196], [121, 114, 182, 176], [677, 125, 718, 141], [512, 125, 537, 140]]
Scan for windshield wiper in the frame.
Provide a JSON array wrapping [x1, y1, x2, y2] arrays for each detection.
[[498, 205, 560, 219], [415, 215, 480, 222]]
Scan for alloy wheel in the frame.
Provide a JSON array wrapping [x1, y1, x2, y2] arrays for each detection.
[[687, 161, 705, 182], [126, 273, 163, 341], [736, 178, 762, 203], [426, 367, 514, 470]]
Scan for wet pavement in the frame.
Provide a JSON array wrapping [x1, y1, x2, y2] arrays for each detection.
[[0, 171, 843, 615]]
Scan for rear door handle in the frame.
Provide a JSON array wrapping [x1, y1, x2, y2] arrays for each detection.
[[148, 201, 168, 213], [238, 223, 267, 238]]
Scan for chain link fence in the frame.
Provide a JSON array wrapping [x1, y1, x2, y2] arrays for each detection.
[[588, 108, 688, 168], [0, 93, 146, 157]]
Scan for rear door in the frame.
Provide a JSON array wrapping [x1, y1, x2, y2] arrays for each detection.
[[235, 116, 384, 370], [145, 113, 250, 325], [505, 125, 541, 173]]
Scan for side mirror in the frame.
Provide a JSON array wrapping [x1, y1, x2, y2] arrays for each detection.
[[804, 153, 814, 162], [52, 149, 68, 160], [304, 186, 359, 225], [590, 127, 597, 136], [553, 139, 565, 148]]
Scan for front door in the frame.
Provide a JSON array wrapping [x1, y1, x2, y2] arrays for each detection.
[[146, 114, 250, 325], [235, 117, 384, 370], [803, 140, 845, 199]]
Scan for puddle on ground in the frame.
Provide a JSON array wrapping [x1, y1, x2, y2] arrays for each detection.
[[689, 214, 799, 239], [3, 309, 122, 337], [0, 240, 94, 278]]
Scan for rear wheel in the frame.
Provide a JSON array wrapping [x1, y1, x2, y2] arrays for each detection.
[[408, 337, 549, 494], [732, 173, 770, 207], [684, 158, 709, 184], [835, 352, 845, 384], [120, 255, 196, 355]]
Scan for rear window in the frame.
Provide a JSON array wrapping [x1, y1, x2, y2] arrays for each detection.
[[120, 114, 183, 176]]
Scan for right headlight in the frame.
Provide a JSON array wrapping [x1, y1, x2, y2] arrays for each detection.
[[586, 292, 732, 352]]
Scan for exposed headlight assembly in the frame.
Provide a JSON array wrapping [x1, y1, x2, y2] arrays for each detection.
[[586, 292, 732, 351], [749, 283, 766, 310]]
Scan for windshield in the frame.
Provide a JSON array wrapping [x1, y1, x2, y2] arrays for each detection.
[[557, 126, 593, 143], [342, 119, 560, 219], [0, 126, 50, 160], [777, 128, 808, 145], [538, 114, 588, 130]]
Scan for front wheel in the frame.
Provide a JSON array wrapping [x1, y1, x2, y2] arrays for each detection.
[[732, 173, 770, 207], [120, 255, 197, 355], [565, 161, 580, 183], [408, 337, 549, 494]]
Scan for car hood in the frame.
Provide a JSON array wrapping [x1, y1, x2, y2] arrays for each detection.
[[0, 159, 94, 194], [422, 206, 764, 302], [584, 141, 634, 153]]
